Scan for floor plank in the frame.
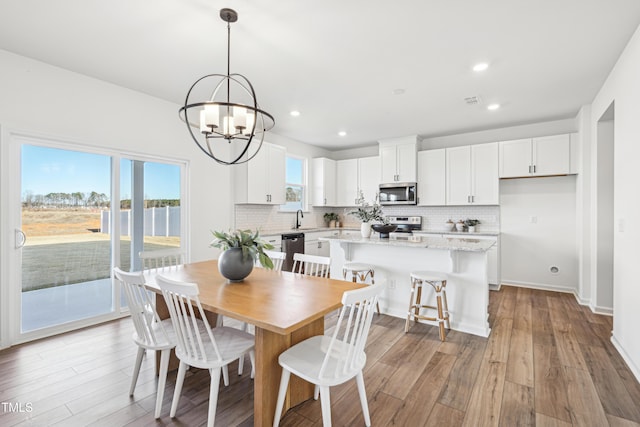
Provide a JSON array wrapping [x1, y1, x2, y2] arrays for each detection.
[[2, 287, 640, 427]]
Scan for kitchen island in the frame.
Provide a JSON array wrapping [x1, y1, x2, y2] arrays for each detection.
[[319, 234, 495, 337]]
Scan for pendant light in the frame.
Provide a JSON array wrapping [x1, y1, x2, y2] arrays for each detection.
[[179, 8, 275, 165]]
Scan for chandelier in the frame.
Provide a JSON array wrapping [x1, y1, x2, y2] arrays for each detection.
[[179, 8, 275, 165]]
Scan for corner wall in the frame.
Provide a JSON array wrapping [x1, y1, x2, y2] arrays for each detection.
[[589, 24, 640, 380]]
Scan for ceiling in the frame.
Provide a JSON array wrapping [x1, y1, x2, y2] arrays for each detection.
[[1, 1, 640, 150]]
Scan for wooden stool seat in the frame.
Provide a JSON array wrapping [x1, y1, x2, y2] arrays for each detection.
[[405, 271, 450, 341], [343, 262, 380, 314]]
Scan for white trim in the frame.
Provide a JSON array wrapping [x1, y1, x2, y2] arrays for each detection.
[[611, 335, 640, 384], [1, 127, 190, 348]]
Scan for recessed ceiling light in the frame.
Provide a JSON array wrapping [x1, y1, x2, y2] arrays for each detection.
[[392, 88, 405, 95], [473, 62, 489, 72], [338, 131, 347, 137], [290, 110, 301, 117], [487, 103, 500, 111]]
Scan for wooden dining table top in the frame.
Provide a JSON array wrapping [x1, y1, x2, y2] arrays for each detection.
[[145, 259, 364, 335]]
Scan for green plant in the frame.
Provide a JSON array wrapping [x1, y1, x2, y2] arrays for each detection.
[[210, 229, 275, 269], [464, 219, 481, 227], [323, 212, 339, 222], [349, 200, 387, 223]]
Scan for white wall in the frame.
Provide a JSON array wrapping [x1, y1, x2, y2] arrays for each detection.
[[588, 23, 640, 381], [500, 176, 578, 292], [0, 50, 235, 262]]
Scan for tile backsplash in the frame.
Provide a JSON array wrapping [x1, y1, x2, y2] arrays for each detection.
[[235, 204, 500, 235]]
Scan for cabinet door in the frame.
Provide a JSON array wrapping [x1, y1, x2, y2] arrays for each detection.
[[336, 159, 358, 206], [471, 143, 499, 205], [417, 149, 446, 206], [446, 146, 471, 205], [396, 142, 417, 182], [499, 139, 532, 178], [267, 144, 286, 205], [317, 240, 330, 257], [380, 144, 397, 182], [304, 240, 319, 256], [312, 158, 336, 206], [532, 134, 571, 176], [246, 143, 270, 203], [358, 156, 381, 203]]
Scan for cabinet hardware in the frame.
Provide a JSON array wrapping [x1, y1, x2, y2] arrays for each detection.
[[533, 165, 536, 173], [324, 198, 327, 205], [528, 165, 532, 174]]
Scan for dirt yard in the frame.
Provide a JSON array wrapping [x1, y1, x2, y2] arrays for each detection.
[[20, 208, 180, 290]]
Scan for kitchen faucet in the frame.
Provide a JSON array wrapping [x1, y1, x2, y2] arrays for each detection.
[[295, 209, 304, 229]]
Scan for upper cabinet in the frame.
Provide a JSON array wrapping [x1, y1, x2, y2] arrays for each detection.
[[499, 133, 575, 178], [379, 136, 417, 183], [312, 157, 336, 206], [417, 149, 446, 206], [335, 156, 381, 206], [234, 142, 286, 205], [446, 142, 499, 205]]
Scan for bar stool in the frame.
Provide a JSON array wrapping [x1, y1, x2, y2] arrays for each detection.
[[342, 262, 380, 314], [405, 271, 450, 341]]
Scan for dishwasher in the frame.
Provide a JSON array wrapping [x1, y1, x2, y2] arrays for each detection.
[[281, 232, 304, 272]]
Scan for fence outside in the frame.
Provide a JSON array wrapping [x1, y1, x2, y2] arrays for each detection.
[[100, 206, 180, 236]]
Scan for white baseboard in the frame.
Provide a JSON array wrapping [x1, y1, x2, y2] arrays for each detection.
[[611, 334, 640, 384]]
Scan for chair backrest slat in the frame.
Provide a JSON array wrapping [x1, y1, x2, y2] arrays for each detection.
[[318, 284, 383, 380], [114, 267, 170, 348], [139, 248, 185, 273], [261, 250, 286, 271], [156, 274, 223, 363], [292, 253, 331, 278]]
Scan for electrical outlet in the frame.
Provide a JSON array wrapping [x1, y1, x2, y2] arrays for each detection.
[[530, 216, 537, 224], [388, 279, 396, 289]]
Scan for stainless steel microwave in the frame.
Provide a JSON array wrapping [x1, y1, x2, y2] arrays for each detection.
[[379, 182, 417, 205]]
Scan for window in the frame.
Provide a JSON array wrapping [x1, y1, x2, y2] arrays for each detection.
[[280, 156, 306, 211]]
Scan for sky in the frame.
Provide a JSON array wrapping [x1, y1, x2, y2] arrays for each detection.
[[21, 145, 180, 200]]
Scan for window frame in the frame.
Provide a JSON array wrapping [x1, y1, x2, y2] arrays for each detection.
[[280, 154, 308, 212]]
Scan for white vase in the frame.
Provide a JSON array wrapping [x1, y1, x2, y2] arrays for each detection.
[[360, 222, 372, 238], [468, 226, 476, 233]]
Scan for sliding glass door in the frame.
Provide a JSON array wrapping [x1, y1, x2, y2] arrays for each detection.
[[14, 137, 184, 338]]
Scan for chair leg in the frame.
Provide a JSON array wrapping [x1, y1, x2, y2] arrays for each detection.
[[170, 361, 188, 418], [222, 365, 229, 386], [272, 369, 291, 427], [442, 288, 451, 330], [238, 354, 244, 376], [130, 346, 145, 396], [249, 350, 255, 379], [319, 386, 332, 427], [405, 281, 416, 333], [155, 349, 170, 419], [436, 294, 446, 341], [355, 371, 371, 427], [207, 368, 222, 427], [314, 384, 320, 400]]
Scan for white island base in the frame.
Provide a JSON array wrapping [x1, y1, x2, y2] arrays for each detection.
[[324, 236, 492, 337]]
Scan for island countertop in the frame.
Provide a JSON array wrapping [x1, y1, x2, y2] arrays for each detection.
[[319, 234, 495, 252]]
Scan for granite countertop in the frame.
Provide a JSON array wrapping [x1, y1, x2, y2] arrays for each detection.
[[319, 234, 496, 252], [259, 227, 359, 236]]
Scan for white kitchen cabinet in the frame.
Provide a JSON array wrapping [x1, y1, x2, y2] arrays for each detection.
[[358, 156, 381, 203], [417, 149, 446, 206], [234, 142, 286, 204], [499, 133, 573, 178], [305, 231, 331, 257], [379, 137, 417, 183], [335, 156, 381, 206], [446, 143, 498, 205], [312, 157, 336, 206], [336, 159, 358, 206], [261, 234, 282, 252]]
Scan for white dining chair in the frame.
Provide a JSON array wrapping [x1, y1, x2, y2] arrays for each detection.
[[261, 250, 286, 271], [156, 274, 255, 427], [113, 267, 176, 419], [272, 283, 384, 427], [292, 253, 331, 278], [139, 248, 184, 272]]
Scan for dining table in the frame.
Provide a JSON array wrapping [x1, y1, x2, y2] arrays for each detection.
[[145, 259, 363, 427]]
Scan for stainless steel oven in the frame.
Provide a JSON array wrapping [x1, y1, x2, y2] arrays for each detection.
[[379, 182, 417, 205]]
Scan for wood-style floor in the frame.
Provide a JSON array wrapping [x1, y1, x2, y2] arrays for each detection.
[[1, 286, 639, 426]]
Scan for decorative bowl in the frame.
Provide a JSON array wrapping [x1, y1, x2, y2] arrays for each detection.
[[371, 224, 397, 238]]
